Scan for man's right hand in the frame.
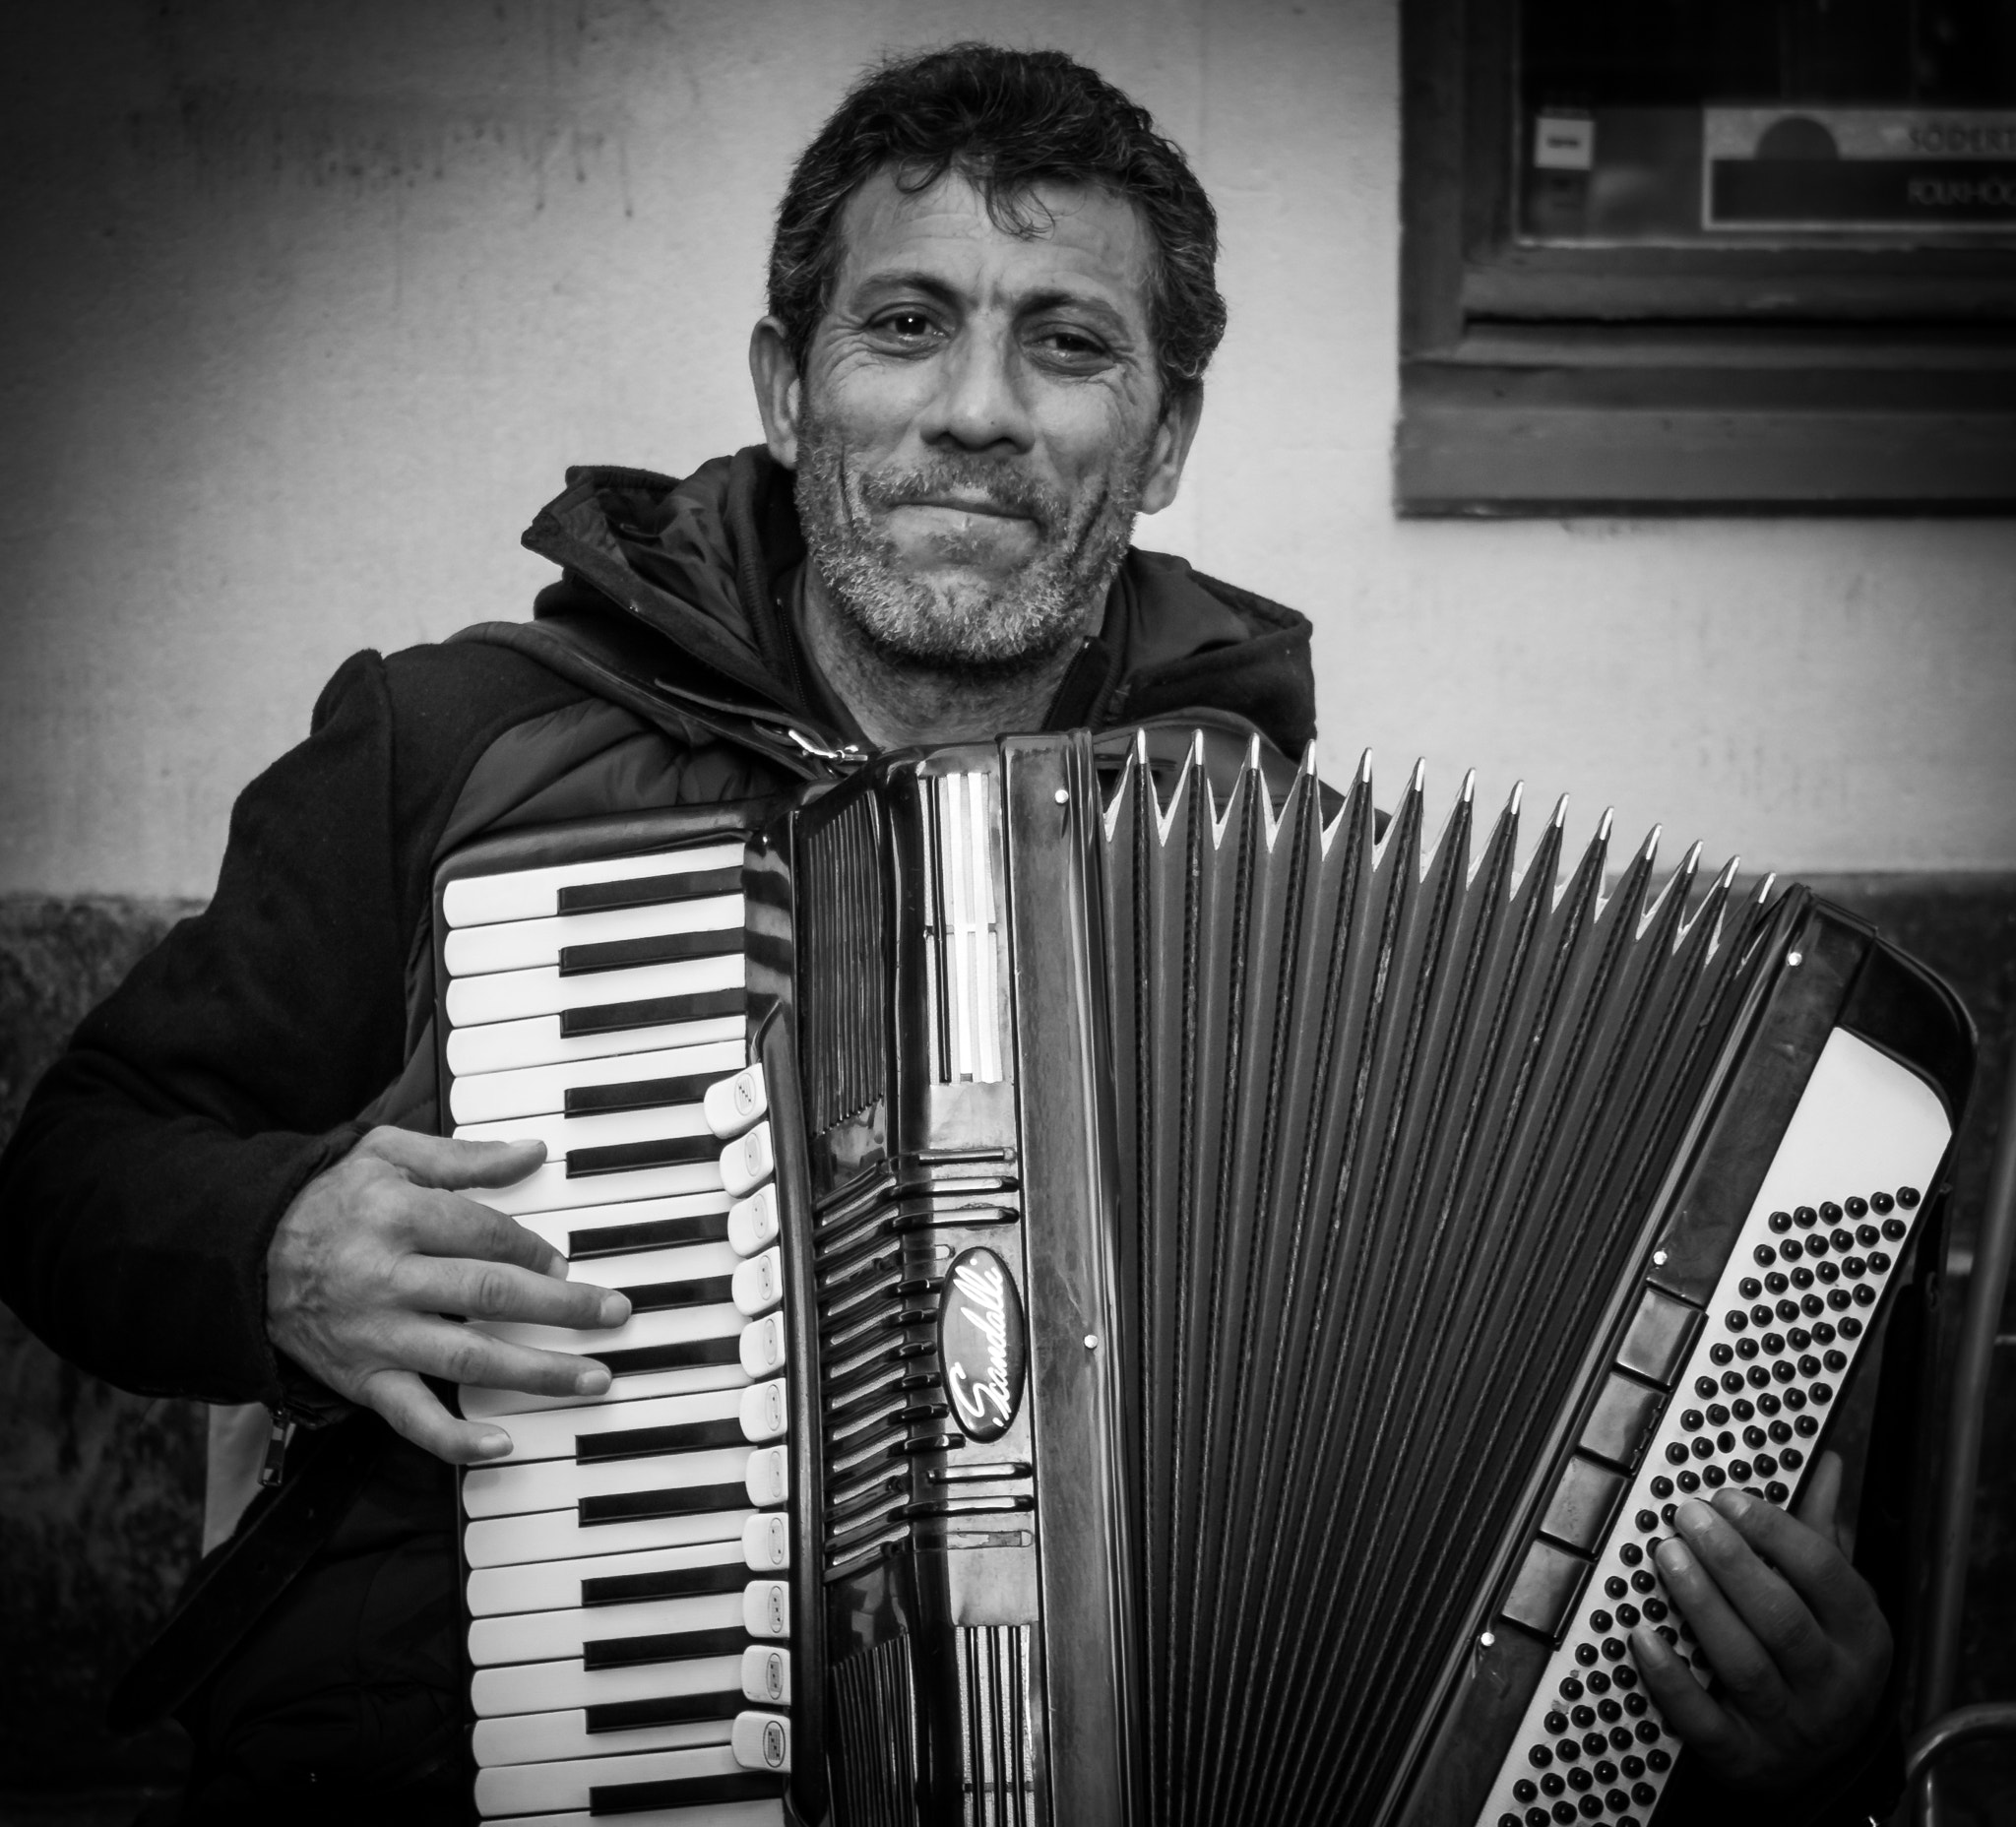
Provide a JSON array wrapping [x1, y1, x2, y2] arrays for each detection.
[[265, 1125, 630, 1465]]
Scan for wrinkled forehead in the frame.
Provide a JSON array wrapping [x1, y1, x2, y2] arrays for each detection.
[[827, 164, 1158, 324]]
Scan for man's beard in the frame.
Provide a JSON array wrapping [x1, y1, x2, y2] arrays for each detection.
[[793, 411, 1149, 678]]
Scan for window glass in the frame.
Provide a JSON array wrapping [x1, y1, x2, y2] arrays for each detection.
[[1520, 0, 2016, 245]]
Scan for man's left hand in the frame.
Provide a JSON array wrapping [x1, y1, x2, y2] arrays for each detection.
[[1626, 1452, 1891, 1791]]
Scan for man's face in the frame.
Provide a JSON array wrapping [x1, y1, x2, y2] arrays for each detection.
[[759, 166, 1197, 674]]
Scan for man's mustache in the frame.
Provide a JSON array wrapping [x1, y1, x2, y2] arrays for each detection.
[[853, 460, 1064, 532]]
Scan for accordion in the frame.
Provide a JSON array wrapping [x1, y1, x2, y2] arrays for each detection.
[[430, 726, 1972, 1827]]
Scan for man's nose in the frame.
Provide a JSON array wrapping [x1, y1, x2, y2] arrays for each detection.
[[919, 328, 1035, 454]]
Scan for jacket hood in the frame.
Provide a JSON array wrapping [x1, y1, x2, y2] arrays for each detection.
[[515, 445, 1318, 759]]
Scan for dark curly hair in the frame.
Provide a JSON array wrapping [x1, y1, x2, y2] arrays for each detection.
[[767, 43, 1226, 406]]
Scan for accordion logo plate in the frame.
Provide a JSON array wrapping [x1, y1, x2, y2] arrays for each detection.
[[939, 1247, 1027, 1443]]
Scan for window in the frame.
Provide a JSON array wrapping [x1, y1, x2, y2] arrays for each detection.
[[1398, 0, 2016, 512]]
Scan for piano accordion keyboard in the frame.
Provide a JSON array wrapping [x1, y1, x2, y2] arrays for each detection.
[[440, 842, 792, 1825]]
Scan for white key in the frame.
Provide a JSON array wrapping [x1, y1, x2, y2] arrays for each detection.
[[447, 953, 744, 1031], [743, 1581, 788, 1640], [472, 1650, 743, 1720], [444, 843, 744, 928], [456, 1101, 712, 1157], [486, 1800, 783, 1827], [727, 1186, 781, 1257], [449, 1040, 746, 1125], [463, 1444, 756, 1521], [731, 1248, 784, 1317], [473, 1739, 755, 1817], [476, 1299, 741, 1361], [739, 1314, 787, 1379], [743, 1513, 790, 1573], [515, 1190, 732, 1262], [732, 1712, 791, 1773], [465, 1502, 753, 1570], [743, 1644, 790, 1707], [745, 1446, 788, 1508], [704, 1067, 768, 1139], [470, 1589, 743, 1668], [478, 1384, 746, 1468], [738, 1379, 788, 1444], [460, 1360, 746, 1424], [721, 1124, 774, 1198], [448, 1011, 745, 1078], [469, 1537, 747, 1617], [474, 1156, 724, 1218], [446, 896, 743, 976], [472, 1710, 730, 1770]]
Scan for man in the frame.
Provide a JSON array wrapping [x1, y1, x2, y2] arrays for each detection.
[[0, 43, 1898, 1823]]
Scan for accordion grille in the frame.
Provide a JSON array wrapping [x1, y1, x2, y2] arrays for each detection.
[[831, 1636, 920, 1827], [799, 792, 885, 1133], [958, 1624, 1035, 1827]]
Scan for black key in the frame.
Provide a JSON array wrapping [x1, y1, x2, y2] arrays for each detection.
[[593, 1337, 744, 1378], [579, 1480, 751, 1527], [582, 1559, 750, 1605], [567, 1072, 720, 1117], [577, 1415, 748, 1465], [621, 1276, 737, 1314], [558, 865, 742, 914], [569, 1134, 723, 1177], [559, 929, 742, 976], [570, 1211, 732, 1258], [592, 1773, 786, 1813], [586, 1688, 744, 1732], [561, 987, 746, 1039]]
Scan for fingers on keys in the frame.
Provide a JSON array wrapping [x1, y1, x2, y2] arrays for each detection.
[[1710, 1480, 1876, 1649], [1628, 1621, 1732, 1754], [405, 1187, 569, 1279], [382, 1309, 613, 1400], [361, 1365, 518, 1466], [361, 1125, 549, 1192], [1650, 1490, 1881, 1704], [393, 1253, 629, 1332]]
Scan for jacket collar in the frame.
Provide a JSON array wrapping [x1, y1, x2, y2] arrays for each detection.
[[516, 446, 1318, 758]]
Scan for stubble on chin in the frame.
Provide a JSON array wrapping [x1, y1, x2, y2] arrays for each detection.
[[792, 414, 1145, 679]]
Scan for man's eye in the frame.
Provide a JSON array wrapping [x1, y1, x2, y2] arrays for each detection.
[[874, 311, 937, 340], [1035, 328, 1110, 363]]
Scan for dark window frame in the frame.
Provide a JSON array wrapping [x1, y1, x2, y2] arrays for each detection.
[[1397, 0, 2016, 515]]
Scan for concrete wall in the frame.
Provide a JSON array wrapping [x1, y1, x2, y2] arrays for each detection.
[[4, 0, 2013, 899]]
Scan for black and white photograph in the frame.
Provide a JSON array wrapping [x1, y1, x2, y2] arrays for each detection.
[[2, 4, 2014, 1824]]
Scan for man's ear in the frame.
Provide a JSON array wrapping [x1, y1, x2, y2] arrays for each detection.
[[749, 317, 804, 470], [1138, 384, 1204, 517]]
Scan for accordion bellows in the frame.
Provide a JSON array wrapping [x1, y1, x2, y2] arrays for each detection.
[[1109, 738, 1782, 1823], [438, 726, 1971, 1827]]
